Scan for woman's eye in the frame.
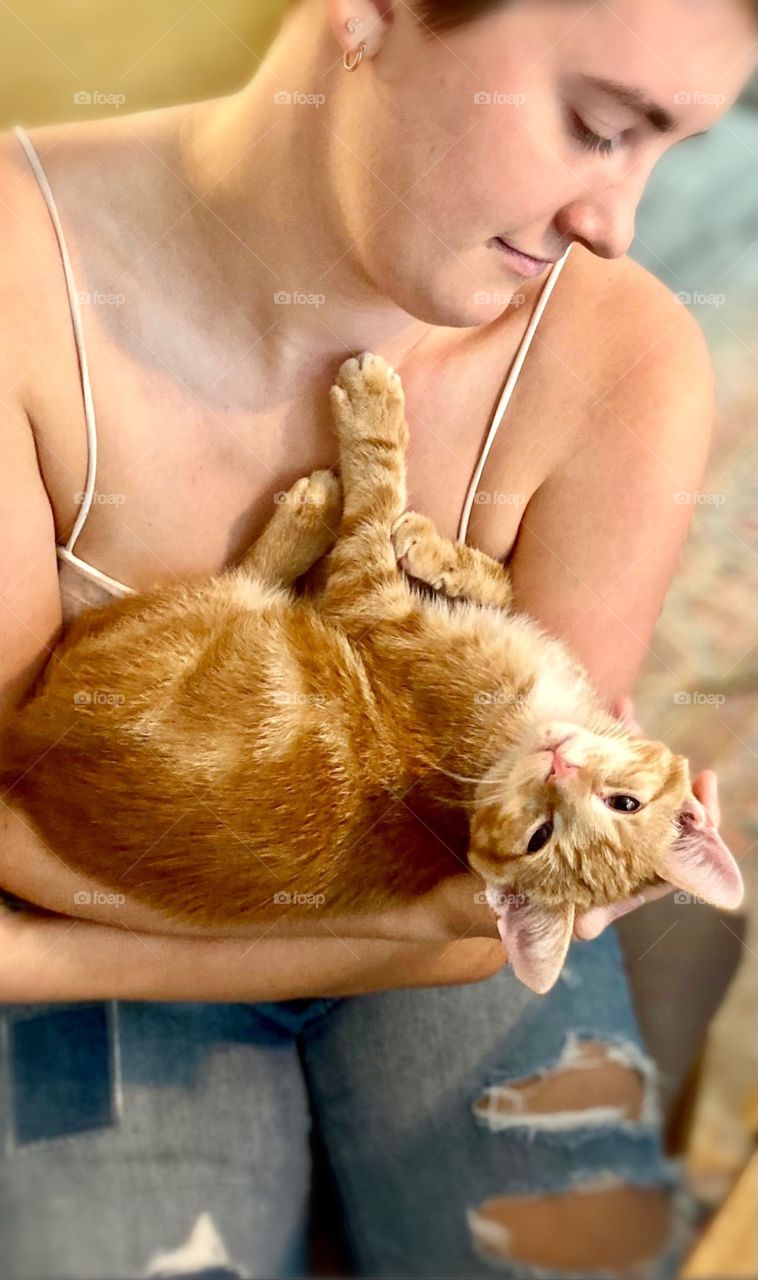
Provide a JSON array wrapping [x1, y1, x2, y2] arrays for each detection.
[[526, 820, 553, 853], [604, 795, 642, 813], [569, 110, 620, 157]]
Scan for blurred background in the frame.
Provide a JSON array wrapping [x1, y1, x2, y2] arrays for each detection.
[[1, 1, 756, 1273]]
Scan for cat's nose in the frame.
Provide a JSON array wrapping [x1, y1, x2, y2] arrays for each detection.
[[548, 748, 578, 782]]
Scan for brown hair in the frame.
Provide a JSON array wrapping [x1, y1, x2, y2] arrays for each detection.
[[289, 0, 756, 33], [285, 0, 506, 30], [411, 0, 758, 34], [410, 0, 505, 33]]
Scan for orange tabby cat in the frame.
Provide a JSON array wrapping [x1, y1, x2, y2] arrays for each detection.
[[0, 353, 743, 992]]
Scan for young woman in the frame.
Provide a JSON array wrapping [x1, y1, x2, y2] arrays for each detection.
[[0, 0, 753, 1275]]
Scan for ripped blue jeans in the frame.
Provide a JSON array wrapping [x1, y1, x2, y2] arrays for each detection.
[[0, 927, 698, 1279]]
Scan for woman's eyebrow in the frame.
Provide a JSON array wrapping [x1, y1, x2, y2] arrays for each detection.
[[578, 74, 678, 134]]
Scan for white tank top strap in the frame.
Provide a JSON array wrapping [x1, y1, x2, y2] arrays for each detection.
[[457, 242, 574, 545], [14, 125, 133, 598]]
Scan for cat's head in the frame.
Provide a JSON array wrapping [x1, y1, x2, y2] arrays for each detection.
[[468, 719, 744, 994]]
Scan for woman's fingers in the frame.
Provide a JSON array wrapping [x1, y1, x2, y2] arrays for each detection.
[[573, 879, 676, 941], [609, 693, 643, 736], [692, 769, 721, 827]]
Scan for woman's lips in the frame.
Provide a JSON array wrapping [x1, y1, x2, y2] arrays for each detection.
[[491, 237, 556, 278]]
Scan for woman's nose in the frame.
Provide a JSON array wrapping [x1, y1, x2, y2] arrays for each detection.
[[555, 183, 641, 260]]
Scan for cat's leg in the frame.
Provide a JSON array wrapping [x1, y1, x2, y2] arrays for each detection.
[[391, 511, 512, 610], [236, 469, 342, 588], [317, 353, 414, 626]]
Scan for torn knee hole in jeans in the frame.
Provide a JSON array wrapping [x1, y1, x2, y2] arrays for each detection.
[[473, 1034, 660, 1133], [145, 1212, 248, 1279], [467, 1181, 676, 1278]]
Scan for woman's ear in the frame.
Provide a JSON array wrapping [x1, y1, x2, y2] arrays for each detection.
[[327, 0, 392, 59], [660, 794, 744, 910]]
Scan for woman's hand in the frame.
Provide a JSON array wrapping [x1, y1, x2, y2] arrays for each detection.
[[573, 694, 722, 940]]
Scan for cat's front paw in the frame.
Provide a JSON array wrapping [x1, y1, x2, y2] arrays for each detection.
[[391, 510, 466, 597], [281, 469, 341, 518], [329, 352, 409, 452], [276, 469, 343, 556]]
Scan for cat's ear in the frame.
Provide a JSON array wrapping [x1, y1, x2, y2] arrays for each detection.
[[660, 795, 744, 910], [487, 889, 574, 994]]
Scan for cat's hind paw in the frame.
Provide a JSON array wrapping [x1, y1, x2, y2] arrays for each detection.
[[391, 511, 467, 597]]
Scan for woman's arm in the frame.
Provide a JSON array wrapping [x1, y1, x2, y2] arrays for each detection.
[[503, 284, 720, 934], [0, 904, 506, 1002], [506, 290, 714, 707]]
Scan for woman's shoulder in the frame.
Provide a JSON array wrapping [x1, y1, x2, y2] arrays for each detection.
[[0, 127, 53, 376], [520, 243, 713, 452], [0, 123, 99, 405], [558, 245, 710, 384]]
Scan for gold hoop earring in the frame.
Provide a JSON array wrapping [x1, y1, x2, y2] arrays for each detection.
[[343, 42, 367, 72]]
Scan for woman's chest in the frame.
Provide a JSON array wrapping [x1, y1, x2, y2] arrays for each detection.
[[28, 275, 582, 594]]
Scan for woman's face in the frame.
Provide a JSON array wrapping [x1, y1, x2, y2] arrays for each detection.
[[326, 0, 755, 325]]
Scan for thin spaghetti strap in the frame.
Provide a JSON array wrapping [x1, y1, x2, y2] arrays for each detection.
[[457, 243, 574, 545], [14, 124, 99, 558]]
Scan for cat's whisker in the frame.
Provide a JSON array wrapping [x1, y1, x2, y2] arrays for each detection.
[[420, 759, 503, 787]]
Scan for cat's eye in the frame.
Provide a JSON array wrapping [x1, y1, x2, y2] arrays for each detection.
[[526, 820, 553, 853], [604, 795, 642, 813]]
